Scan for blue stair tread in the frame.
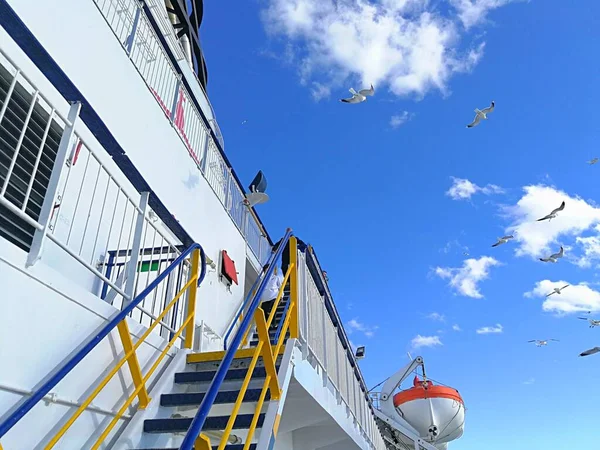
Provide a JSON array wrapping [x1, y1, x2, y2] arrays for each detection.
[[174, 366, 280, 384], [143, 414, 264, 433], [161, 389, 268, 406], [174, 367, 268, 384]]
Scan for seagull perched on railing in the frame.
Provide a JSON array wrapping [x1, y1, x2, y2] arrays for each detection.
[[491, 235, 514, 247], [546, 284, 569, 297], [539, 246, 564, 263], [580, 346, 600, 357], [537, 201, 565, 222], [340, 85, 375, 104], [528, 339, 559, 347], [466, 101, 495, 128]]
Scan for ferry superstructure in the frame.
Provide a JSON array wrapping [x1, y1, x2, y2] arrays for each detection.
[[0, 1, 465, 449]]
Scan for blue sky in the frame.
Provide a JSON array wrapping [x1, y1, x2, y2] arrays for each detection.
[[199, 1, 599, 448]]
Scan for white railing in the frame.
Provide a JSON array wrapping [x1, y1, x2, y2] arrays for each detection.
[[0, 47, 188, 344], [297, 251, 386, 450], [92, 0, 270, 262]]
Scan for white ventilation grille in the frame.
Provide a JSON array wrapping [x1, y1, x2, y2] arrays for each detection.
[[0, 62, 64, 251]]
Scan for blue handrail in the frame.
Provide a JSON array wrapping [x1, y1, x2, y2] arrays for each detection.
[[0, 243, 206, 439], [223, 270, 265, 351], [179, 228, 293, 450]]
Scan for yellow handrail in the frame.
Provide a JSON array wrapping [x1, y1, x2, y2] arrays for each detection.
[[218, 237, 300, 450], [244, 296, 296, 450], [43, 248, 202, 449], [217, 337, 265, 450]]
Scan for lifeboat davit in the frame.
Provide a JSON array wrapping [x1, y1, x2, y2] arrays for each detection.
[[392, 376, 465, 450]]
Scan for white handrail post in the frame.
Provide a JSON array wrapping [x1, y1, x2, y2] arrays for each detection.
[[321, 295, 328, 388], [302, 255, 310, 358], [123, 191, 150, 301], [162, 253, 178, 339], [335, 338, 342, 405], [26, 101, 81, 267]]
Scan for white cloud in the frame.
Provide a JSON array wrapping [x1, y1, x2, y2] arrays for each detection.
[[574, 231, 600, 268], [476, 323, 503, 334], [524, 280, 600, 314], [504, 185, 600, 259], [450, 0, 519, 29], [311, 81, 331, 101], [446, 177, 504, 200], [261, 0, 518, 99], [411, 334, 443, 349], [452, 324, 462, 331], [523, 377, 535, 385], [434, 256, 501, 298], [347, 318, 379, 338], [390, 111, 414, 128], [427, 312, 446, 322]]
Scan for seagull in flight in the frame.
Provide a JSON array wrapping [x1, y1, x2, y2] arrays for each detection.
[[491, 235, 514, 247], [588, 157, 598, 165], [528, 339, 559, 347], [580, 347, 600, 357], [578, 317, 600, 328], [545, 284, 569, 297], [340, 85, 375, 104], [536, 201, 565, 222], [466, 101, 495, 128], [539, 246, 564, 263]]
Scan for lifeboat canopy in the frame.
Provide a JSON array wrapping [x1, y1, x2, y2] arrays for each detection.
[[372, 357, 466, 450], [393, 375, 464, 447]]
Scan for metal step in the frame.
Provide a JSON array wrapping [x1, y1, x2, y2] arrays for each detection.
[[143, 414, 265, 433], [174, 367, 269, 384], [186, 355, 284, 373], [249, 335, 289, 347], [160, 389, 269, 407]]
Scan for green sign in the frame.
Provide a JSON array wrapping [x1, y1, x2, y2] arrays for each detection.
[[138, 260, 160, 273]]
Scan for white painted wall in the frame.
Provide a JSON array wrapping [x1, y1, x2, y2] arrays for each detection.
[[274, 431, 294, 450], [0, 239, 177, 449], [291, 346, 374, 450], [2, 0, 251, 336]]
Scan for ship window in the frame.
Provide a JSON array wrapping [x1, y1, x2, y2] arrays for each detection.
[[0, 63, 64, 252]]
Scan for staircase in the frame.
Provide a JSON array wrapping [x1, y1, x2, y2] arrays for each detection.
[[249, 290, 291, 347], [0, 231, 297, 450], [132, 347, 285, 450], [129, 284, 293, 449]]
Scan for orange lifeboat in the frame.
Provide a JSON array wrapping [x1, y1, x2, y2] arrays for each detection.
[[392, 376, 465, 449]]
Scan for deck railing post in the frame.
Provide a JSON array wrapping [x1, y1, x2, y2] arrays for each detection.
[[321, 296, 328, 388], [223, 168, 231, 212], [123, 191, 150, 301], [26, 101, 81, 267], [288, 237, 299, 339]]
